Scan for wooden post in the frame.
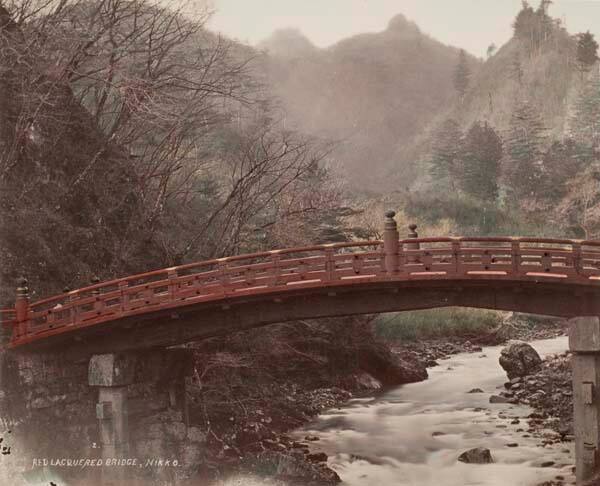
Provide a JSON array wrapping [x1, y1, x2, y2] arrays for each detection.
[[569, 317, 600, 484], [405, 224, 420, 264], [15, 277, 29, 338], [383, 211, 399, 276]]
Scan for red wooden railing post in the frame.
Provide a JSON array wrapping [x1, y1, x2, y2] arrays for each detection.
[[511, 240, 521, 276], [383, 211, 399, 276], [15, 277, 30, 338], [405, 224, 420, 264]]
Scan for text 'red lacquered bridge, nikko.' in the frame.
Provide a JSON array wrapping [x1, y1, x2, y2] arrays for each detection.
[[4, 212, 600, 350]]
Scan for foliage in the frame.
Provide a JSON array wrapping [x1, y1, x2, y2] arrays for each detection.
[[576, 31, 599, 71], [0, 1, 346, 300], [556, 162, 600, 238], [375, 308, 503, 341], [513, 0, 556, 55], [453, 49, 471, 100], [460, 121, 503, 204], [404, 191, 505, 236], [503, 100, 548, 203], [428, 118, 463, 190], [570, 71, 600, 150]]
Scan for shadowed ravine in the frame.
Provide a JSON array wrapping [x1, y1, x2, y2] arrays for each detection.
[[280, 336, 574, 486]]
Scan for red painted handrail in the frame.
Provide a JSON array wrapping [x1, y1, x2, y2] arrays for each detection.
[[6, 236, 600, 348]]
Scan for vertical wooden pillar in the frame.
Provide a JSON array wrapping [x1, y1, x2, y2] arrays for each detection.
[[383, 211, 399, 276], [15, 277, 29, 338], [405, 224, 420, 264], [569, 317, 600, 484]]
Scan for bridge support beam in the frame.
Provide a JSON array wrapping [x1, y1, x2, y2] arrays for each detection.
[[569, 317, 600, 485], [88, 353, 137, 484]]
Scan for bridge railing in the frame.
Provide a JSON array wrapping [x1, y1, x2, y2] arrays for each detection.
[[6, 212, 600, 347], [12, 240, 385, 343]]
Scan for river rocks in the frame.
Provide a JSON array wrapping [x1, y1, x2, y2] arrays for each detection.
[[499, 341, 542, 379], [262, 451, 341, 484], [500, 351, 573, 438], [490, 395, 509, 403], [468, 388, 484, 393], [457, 447, 494, 464], [353, 372, 382, 390], [307, 452, 328, 462]]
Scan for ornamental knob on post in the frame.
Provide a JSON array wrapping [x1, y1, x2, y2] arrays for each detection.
[[15, 277, 30, 338], [405, 224, 420, 263], [383, 211, 399, 276], [91, 276, 100, 295]]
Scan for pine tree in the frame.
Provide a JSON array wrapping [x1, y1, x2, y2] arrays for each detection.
[[542, 138, 593, 204], [504, 101, 548, 202], [453, 50, 471, 100], [576, 31, 599, 72], [429, 118, 463, 190], [513, 1, 554, 54], [487, 44, 497, 59], [513, 1, 537, 41], [460, 122, 503, 204], [536, 0, 554, 43], [511, 52, 524, 86], [570, 70, 600, 150]]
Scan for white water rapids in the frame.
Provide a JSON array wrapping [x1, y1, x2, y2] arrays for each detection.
[[222, 336, 575, 486]]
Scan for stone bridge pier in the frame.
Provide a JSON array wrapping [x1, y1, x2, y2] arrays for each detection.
[[570, 317, 600, 485], [0, 346, 206, 485]]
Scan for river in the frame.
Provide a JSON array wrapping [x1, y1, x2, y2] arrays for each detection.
[[289, 335, 574, 486]]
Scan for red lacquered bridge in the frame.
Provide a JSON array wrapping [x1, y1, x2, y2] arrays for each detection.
[[4, 212, 600, 354]]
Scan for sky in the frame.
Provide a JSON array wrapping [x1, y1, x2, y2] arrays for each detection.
[[206, 0, 600, 58]]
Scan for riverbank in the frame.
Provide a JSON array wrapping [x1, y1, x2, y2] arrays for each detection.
[[187, 317, 427, 485], [189, 313, 569, 485]]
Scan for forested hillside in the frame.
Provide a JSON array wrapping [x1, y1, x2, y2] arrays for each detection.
[[259, 14, 479, 190], [0, 0, 355, 303], [402, 1, 600, 240]]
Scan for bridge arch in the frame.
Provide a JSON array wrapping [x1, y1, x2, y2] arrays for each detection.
[[4, 211, 600, 355]]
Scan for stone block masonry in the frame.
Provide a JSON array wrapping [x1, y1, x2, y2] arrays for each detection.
[[0, 346, 206, 485]]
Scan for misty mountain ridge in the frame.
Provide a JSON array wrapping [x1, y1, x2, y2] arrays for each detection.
[[260, 13, 479, 190]]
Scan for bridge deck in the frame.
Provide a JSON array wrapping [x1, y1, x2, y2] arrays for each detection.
[[4, 236, 600, 348]]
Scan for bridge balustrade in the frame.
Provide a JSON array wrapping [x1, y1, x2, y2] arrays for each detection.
[[4, 213, 600, 348]]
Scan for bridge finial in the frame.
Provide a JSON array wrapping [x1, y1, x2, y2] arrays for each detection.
[[384, 210, 397, 231], [383, 211, 399, 275], [408, 224, 418, 238], [16, 277, 28, 295], [91, 275, 100, 295]]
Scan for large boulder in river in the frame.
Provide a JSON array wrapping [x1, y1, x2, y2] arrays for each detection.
[[457, 447, 494, 464], [499, 341, 542, 380]]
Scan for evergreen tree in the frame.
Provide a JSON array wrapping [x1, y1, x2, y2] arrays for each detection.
[[513, 1, 537, 41], [460, 122, 503, 204], [536, 0, 554, 43], [513, 1, 554, 54], [453, 49, 471, 100], [542, 138, 593, 204], [429, 118, 463, 190], [576, 31, 599, 71], [511, 52, 524, 85], [504, 101, 548, 201], [487, 43, 497, 59], [570, 70, 600, 150]]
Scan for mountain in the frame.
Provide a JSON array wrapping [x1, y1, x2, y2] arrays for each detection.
[[258, 28, 318, 58], [260, 14, 480, 191]]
